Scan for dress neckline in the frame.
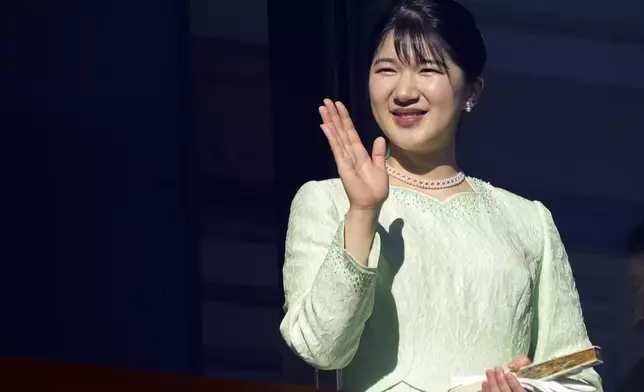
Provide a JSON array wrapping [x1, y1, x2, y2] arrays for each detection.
[[389, 177, 481, 205]]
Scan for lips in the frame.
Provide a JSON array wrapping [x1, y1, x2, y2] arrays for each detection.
[[391, 109, 427, 127]]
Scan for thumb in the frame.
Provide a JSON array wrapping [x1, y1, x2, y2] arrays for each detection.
[[508, 356, 532, 371], [371, 137, 387, 169]]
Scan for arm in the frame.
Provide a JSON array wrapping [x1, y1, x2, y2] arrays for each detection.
[[528, 202, 603, 391], [279, 181, 381, 370]]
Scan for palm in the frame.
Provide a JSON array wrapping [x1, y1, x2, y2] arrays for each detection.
[[319, 99, 389, 211]]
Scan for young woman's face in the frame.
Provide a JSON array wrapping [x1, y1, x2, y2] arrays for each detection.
[[369, 31, 473, 154]]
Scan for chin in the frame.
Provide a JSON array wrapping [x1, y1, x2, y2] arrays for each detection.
[[393, 140, 439, 154], [384, 125, 446, 153]]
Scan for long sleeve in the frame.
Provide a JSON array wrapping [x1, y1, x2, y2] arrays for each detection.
[[279, 181, 381, 370], [529, 202, 603, 391]]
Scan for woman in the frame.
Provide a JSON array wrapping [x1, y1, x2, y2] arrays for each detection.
[[279, 1, 603, 391]]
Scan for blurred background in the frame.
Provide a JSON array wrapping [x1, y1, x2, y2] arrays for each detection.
[[3, 0, 643, 391]]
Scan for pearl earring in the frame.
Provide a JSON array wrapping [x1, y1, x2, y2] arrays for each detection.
[[465, 101, 473, 112]]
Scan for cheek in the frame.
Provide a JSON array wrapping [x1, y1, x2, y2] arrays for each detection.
[[369, 76, 392, 105], [422, 78, 458, 106]]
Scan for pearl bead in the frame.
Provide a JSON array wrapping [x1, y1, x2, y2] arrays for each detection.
[[385, 163, 466, 190]]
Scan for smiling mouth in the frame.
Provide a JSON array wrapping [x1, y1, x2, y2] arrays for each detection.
[[391, 110, 428, 117], [391, 110, 427, 126]]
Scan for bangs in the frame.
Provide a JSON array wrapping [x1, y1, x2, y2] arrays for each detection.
[[367, 0, 487, 84], [392, 28, 449, 72]]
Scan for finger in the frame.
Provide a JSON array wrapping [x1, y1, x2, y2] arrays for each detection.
[[320, 124, 350, 167], [325, 122, 354, 162], [318, 106, 333, 127], [318, 110, 349, 155], [508, 356, 531, 369], [320, 106, 351, 159], [319, 106, 345, 150], [323, 99, 342, 131], [334, 101, 361, 144], [486, 369, 499, 392], [324, 99, 352, 149], [482, 381, 490, 392], [495, 368, 512, 392], [505, 373, 524, 392], [332, 100, 373, 163], [371, 136, 387, 170], [508, 356, 531, 372], [516, 356, 532, 368], [508, 359, 518, 371]]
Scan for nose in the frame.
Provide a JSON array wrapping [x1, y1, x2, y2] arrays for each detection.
[[393, 71, 420, 105]]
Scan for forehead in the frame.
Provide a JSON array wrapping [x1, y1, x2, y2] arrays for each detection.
[[374, 30, 452, 67]]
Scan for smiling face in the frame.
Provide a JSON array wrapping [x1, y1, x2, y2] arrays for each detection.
[[369, 31, 475, 154]]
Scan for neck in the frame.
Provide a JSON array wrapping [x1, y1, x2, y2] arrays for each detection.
[[387, 143, 460, 180]]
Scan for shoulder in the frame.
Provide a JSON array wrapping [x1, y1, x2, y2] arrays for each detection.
[[471, 177, 550, 222], [471, 178, 557, 253], [293, 178, 343, 196], [290, 178, 348, 213], [292, 178, 345, 201]]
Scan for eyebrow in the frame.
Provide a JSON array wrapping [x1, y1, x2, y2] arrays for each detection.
[[372, 57, 398, 66], [372, 57, 439, 66]]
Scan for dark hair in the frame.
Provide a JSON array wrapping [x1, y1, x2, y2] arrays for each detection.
[[368, 0, 487, 85]]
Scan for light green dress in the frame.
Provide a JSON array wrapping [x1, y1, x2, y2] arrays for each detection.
[[280, 177, 603, 392]]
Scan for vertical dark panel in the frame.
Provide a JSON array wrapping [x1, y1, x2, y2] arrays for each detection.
[[268, 1, 335, 191], [267, 0, 338, 386], [1, 0, 200, 374]]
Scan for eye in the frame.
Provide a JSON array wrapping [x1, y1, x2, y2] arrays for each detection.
[[376, 68, 396, 75], [420, 68, 441, 74]]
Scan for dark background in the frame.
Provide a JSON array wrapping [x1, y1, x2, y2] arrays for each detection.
[[2, 0, 643, 391]]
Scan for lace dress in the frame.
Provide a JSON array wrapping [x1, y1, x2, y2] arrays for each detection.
[[280, 178, 603, 392]]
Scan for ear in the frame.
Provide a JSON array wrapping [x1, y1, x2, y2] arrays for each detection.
[[464, 77, 485, 111]]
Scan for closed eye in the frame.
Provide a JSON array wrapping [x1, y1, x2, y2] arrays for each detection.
[[376, 68, 396, 74], [420, 68, 441, 74]]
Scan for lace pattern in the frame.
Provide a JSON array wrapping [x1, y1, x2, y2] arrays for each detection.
[[280, 179, 603, 392]]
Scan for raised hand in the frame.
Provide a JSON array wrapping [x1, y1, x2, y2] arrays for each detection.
[[319, 99, 389, 212]]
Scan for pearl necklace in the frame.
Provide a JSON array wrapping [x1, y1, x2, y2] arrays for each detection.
[[385, 163, 466, 190]]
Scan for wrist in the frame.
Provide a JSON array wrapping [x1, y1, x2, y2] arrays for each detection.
[[346, 206, 380, 224], [343, 207, 380, 266]]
